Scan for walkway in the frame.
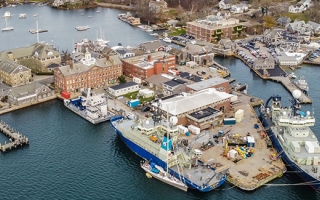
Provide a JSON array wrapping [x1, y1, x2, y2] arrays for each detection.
[[269, 76, 312, 103]]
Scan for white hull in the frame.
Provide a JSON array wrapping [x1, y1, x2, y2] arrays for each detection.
[[141, 162, 188, 192]]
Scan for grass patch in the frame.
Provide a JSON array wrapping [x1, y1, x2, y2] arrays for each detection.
[[168, 28, 186, 36], [168, 9, 177, 18], [123, 91, 154, 104], [283, 12, 309, 22]]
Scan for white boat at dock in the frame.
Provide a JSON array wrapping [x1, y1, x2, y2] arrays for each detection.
[[163, 37, 172, 43], [294, 76, 309, 93], [145, 28, 153, 32], [64, 88, 115, 124], [150, 33, 158, 36], [19, 13, 27, 19], [75, 26, 90, 31], [288, 72, 296, 79], [141, 160, 188, 192]]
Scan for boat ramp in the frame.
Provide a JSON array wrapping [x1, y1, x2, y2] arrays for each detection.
[[0, 121, 29, 153]]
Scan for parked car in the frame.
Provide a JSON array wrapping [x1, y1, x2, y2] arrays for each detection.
[[141, 106, 151, 112]]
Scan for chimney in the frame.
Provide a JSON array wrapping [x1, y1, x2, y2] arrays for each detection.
[[148, 55, 152, 62], [70, 60, 73, 69], [7, 52, 14, 61]]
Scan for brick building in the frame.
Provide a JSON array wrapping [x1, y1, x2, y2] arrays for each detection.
[[122, 51, 176, 80], [54, 49, 122, 93], [186, 18, 244, 43]]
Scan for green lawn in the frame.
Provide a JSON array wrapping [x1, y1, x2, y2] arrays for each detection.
[[168, 28, 186, 36], [123, 91, 154, 104], [283, 12, 309, 22]]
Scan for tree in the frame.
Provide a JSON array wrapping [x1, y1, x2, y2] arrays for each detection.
[[263, 16, 277, 29], [118, 75, 127, 84]]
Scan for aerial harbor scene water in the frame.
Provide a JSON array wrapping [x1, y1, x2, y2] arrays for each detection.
[[1, 1, 320, 200]]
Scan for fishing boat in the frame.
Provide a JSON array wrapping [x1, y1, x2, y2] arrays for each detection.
[[75, 26, 90, 31], [64, 88, 115, 124], [19, 13, 27, 19], [1, 17, 13, 31], [33, 14, 38, 17], [294, 76, 309, 94], [288, 72, 296, 79], [111, 104, 229, 192], [259, 90, 320, 190], [141, 160, 188, 191]]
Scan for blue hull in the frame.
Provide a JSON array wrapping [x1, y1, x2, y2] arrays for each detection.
[[259, 113, 320, 190], [110, 116, 226, 192]]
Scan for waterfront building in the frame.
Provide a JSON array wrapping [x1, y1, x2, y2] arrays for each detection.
[[0, 59, 32, 87], [122, 51, 176, 80], [253, 58, 275, 72], [7, 82, 54, 106], [108, 82, 140, 97], [149, 0, 168, 13], [276, 54, 299, 67], [186, 77, 230, 93], [138, 40, 165, 54], [187, 18, 244, 42], [0, 43, 61, 73], [263, 29, 283, 45], [54, 49, 122, 93], [182, 44, 214, 65], [151, 88, 234, 126]]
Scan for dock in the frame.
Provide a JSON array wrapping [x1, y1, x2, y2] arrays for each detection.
[[269, 76, 312, 104], [0, 121, 29, 153], [197, 95, 286, 190]]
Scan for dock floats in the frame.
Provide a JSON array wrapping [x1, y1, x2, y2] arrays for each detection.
[[0, 121, 29, 153]]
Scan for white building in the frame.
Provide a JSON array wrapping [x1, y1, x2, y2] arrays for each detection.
[[219, 0, 232, 10], [108, 82, 140, 97], [288, 5, 306, 13], [230, 4, 248, 14]]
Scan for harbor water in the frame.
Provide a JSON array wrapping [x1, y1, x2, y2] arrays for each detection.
[[1, 4, 320, 200]]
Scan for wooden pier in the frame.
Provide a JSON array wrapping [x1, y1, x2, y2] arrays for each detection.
[[269, 76, 312, 104], [0, 121, 29, 153]]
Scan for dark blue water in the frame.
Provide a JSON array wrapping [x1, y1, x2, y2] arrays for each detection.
[[1, 4, 320, 200]]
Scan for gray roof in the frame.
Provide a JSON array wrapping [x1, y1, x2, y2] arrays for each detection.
[[139, 40, 163, 51], [163, 78, 186, 87], [277, 17, 291, 23], [307, 21, 320, 30], [145, 73, 173, 87], [0, 59, 30, 74], [109, 81, 138, 90], [9, 82, 51, 98], [187, 77, 229, 91], [183, 44, 209, 55], [254, 57, 275, 65], [0, 43, 59, 62]]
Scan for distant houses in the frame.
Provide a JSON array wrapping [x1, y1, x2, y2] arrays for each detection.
[[288, 0, 312, 13], [149, 0, 168, 14]]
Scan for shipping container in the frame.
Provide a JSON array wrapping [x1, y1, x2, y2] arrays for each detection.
[[223, 118, 236, 125]]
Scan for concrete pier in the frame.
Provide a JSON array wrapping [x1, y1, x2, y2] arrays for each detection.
[[0, 121, 29, 153]]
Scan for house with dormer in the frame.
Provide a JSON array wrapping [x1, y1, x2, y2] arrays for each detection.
[[112, 47, 135, 59], [289, 5, 306, 13], [307, 21, 320, 35], [219, 0, 232, 10], [263, 29, 283, 45], [54, 48, 122, 93], [0, 59, 32, 87], [285, 20, 312, 35], [7, 82, 55, 106], [138, 40, 165, 54]]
